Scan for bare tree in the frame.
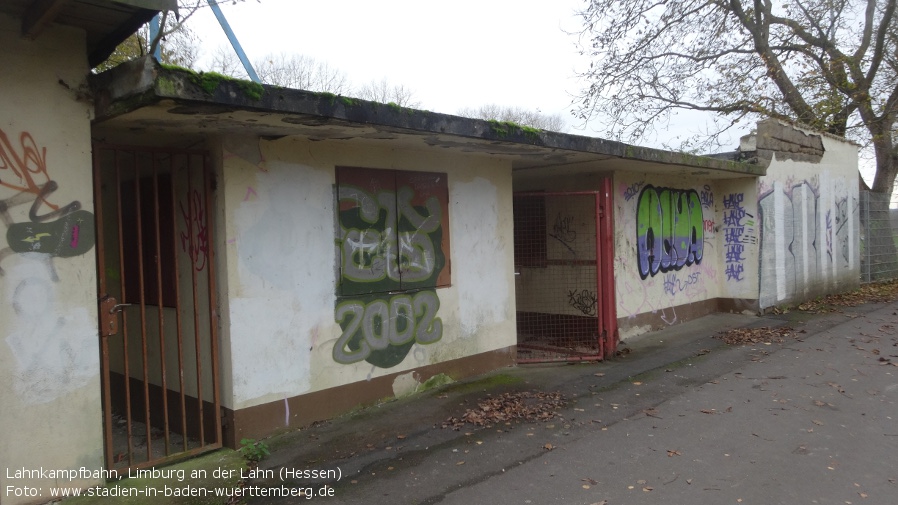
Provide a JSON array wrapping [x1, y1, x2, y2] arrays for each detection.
[[576, 0, 897, 195], [92, 1, 236, 72], [457, 104, 567, 132], [207, 50, 352, 94], [356, 78, 421, 108]]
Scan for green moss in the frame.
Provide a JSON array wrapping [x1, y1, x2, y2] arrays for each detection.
[[488, 119, 508, 137], [156, 76, 178, 95], [236, 80, 264, 101], [417, 373, 454, 392], [387, 101, 402, 112], [161, 64, 263, 100], [340, 96, 357, 106], [314, 91, 338, 105], [439, 372, 523, 394], [488, 120, 541, 139]]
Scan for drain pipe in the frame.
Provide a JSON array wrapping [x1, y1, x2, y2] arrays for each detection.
[[206, 0, 261, 83]]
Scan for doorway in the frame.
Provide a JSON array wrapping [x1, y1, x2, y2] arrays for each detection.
[[513, 180, 618, 363], [92, 144, 221, 470]]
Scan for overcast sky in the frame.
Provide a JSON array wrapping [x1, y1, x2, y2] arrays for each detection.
[[182, 0, 750, 148]]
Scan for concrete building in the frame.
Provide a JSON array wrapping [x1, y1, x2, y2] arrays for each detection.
[[0, 6, 859, 502]]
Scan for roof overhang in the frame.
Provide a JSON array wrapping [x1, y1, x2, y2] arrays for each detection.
[[91, 57, 766, 180], [0, 0, 176, 67]]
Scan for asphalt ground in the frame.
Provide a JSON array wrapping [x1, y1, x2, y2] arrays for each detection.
[[243, 300, 898, 505]]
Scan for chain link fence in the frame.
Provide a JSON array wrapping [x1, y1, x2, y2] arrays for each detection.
[[859, 190, 898, 283]]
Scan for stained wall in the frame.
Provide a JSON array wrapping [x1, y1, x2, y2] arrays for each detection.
[[0, 13, 104, 503], [215, 136, 517, 420], [756, 120, 860, 308], [613, 173, 758, 339]]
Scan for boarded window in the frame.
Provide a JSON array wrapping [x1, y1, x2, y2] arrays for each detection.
[[335, 166, 451, 296]]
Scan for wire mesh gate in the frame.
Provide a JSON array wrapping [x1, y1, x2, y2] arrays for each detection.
[[93, 144, 221, 471], [513, 183, 617, 363]]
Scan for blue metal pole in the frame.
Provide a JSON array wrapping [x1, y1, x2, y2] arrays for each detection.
[[206, 0, 261, 83], [149, 14, 162, 61]]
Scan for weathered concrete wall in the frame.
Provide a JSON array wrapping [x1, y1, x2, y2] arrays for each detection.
[[0, 13, 104, 503], [216, 136, 516, 415], [613, 173, 759, 340], [756, 120, 860, 308]]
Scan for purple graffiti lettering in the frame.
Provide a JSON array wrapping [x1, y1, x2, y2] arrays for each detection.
[[725, 243, 745, 263], [725, 263, 744, 281]]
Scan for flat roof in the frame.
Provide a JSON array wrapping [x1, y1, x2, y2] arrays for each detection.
[[91, 57, 765, 180]]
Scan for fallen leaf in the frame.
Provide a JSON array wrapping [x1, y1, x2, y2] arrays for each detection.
[[582, 478, 599, 485], [813, 420, 824, 426], [686, 479, 693, 485], [700, 409, 716, 414], [714, 326, 796, 345], [544, 443, 554, 451], [643, 486, 654, 492], [582, 485, 591, 489], [456, 461, 465, 465], [594, 373, 605, 377], [396, 434, 407, 439], [667, 450, 682, 457]]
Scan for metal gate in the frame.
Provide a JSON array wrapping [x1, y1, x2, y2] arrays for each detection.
[[513, 181, 618, 363], [93, 144, 221, 470]]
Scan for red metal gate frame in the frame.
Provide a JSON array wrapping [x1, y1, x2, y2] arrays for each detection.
[[514, 181, 618, 363]]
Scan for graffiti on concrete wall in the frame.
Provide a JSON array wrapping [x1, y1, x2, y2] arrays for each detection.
[[722, 193, 755, 281], [180, 189, 209, 271], [663, 271, 701, 296], [1, 130, 95, 275], [635, 185, 704, 279], [333, 169, 448, 368], [759, 177, 855, 307], [550, 213, 577, 244], [1, 129, 97, 403], [567, 288, 598, 316], [699, 185, 714, 209], [621, 180, 645, 202], [616, 183, 716, 330]]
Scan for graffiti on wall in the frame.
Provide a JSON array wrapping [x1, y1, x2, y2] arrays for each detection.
[[1, 129, 97, 403], [333, 170, 448, 368], [550, 213, 577, 244], [758, 177, 855, 307], [722, 193, 754, 281], [567, 288, 598, 316], [621, 180, 645, 202], [635, 185, 704, 279], [180, 189, 209, 271], [663, 271, 701, 297], [1, 130, 95, 275]]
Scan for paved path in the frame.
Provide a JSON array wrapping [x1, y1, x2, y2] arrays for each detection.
[[252, 303, 898, 505]]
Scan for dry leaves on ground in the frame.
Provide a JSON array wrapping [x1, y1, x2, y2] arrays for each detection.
[[442, 391, 566, 429], [714, 326, 796, 345], [797, 279, 898, 312]]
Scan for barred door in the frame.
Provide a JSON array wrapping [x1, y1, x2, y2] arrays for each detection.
[[93, 144, 221, 471]]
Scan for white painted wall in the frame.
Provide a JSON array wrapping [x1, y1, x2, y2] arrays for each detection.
[[0, 14, 104, 503], [757, 123, 860, 308], [216, 136, 516, 411]]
